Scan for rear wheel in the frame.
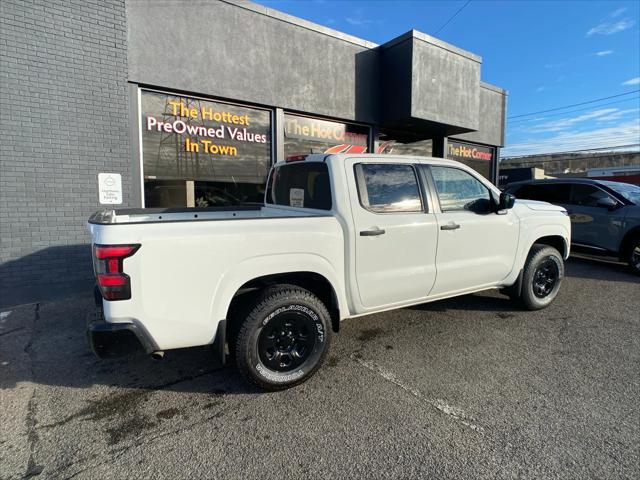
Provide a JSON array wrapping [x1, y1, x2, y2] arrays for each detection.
[[520, 245, 564, 311], [626, 237, 640, 276], [235, 285, 331, 391]]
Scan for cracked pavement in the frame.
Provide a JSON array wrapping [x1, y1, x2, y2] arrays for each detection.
[[1, 256, 639, 479]]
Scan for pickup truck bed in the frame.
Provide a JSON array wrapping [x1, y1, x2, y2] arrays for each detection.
[[89, 204, 325, 225]]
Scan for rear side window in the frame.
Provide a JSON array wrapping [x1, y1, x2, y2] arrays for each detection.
[[354, 164, 423, 213], [267, 162, 332, 210], [512, 184, 570, 204]]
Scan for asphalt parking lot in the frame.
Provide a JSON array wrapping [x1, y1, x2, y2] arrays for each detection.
[[1, 255, 639, 479]]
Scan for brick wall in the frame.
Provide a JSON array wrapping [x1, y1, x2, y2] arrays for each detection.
[[0, 0, 130, 294]]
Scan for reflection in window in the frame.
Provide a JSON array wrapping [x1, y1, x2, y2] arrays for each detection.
[[431, 166, 491, 213], [266, 162, 332, 210], [355, 164, 423, 213], [570, 184, 610, 207], [140, 90, 272, 207], [283, 114, 370, 159]]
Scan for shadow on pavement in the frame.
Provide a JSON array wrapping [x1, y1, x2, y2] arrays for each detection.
[[0, 293, 260, 396], [564, 254, 640, 283]]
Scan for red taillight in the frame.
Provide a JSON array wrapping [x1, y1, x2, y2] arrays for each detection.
[[93, 244, 140, 301], [95, 245, 138, 260], [97, 274, 128, 286]]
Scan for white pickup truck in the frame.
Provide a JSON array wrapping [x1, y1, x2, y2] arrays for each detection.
[[88, 154, 570, 390]]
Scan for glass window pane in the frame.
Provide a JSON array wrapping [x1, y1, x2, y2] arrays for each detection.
[[140, 90, 272, 207], [283, 114, 370, 159], [431, 166, 492, 213], [446, 140, 495, 180], [355, 164, 422, 213], [266, 162, 331, 210], [570, 184, 609, 207], [510, 183, 570, 204]]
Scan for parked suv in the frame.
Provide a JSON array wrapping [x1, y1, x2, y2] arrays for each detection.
[[505, 179, 640, 275]]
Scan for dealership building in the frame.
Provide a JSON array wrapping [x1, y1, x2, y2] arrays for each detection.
[[0, 0, 507, 302]]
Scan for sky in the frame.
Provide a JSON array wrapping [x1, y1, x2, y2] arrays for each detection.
[[254, 0, 640, 157]]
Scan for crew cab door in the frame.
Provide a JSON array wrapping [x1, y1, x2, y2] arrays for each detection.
[[346, 160, 438, 309], [425, 165, 519, 296]]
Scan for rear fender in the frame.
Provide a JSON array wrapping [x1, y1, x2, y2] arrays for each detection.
[[209, 253, 347, 331]]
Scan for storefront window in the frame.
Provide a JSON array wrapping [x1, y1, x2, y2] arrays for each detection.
[[140, 90, 272, 207], [446, 139, 495, 180], [375, 131, 433, 156], [283, 114, 370, 159]]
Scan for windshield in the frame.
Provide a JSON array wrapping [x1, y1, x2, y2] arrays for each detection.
[[600, 181, 640, 205]]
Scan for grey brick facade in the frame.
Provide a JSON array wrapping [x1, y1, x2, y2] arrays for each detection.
[[0, 0, 130, 296]]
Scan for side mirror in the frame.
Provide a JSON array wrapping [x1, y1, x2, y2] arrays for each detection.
[[498, 192, 516, 211], [596, 197, 618, 210]]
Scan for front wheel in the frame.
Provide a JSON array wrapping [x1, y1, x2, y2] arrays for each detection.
[[626, 237, 640, 276], [520, 245, 564, 311], [235, 285, 331, 391]]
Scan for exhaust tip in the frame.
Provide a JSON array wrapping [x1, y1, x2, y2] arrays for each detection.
[[151, 351, 165, 361]]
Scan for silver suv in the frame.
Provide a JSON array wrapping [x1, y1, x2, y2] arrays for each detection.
[[505, 179, 640, 275]]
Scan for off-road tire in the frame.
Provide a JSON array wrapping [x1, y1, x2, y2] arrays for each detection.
[[235, 285, 331, 391], [520, 244, 564, 311]]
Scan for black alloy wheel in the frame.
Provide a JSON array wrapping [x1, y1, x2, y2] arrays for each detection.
[[520, 244, 564, 311], [258, 312, 317, 372], [532, 258, 560, 298], [234, 285, 331, 391]]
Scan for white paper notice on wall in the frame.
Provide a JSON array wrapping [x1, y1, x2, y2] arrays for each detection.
[[98, 173, 122, 205], [289, 188, 304, 208]]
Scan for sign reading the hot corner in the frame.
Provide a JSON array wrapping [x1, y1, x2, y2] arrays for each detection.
[[447, 140, 495, 162], [140, 90, 271, 182]]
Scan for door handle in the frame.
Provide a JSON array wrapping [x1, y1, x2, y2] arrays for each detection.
[[360, 227, 386, 236], [440, 222, 460, 231]]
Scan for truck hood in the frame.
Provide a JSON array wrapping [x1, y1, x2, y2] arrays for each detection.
[[515, 199, 568, 213]]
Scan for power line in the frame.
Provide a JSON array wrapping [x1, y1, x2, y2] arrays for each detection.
[[508, 96, 640, 123], [434, 0, 472, 35], [508, 90, 640, 119]]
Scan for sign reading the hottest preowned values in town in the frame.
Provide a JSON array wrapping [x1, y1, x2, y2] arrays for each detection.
[[446, 140, 495, 162], [140, 90, 271, 183]]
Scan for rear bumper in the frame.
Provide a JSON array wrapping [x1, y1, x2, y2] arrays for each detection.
[[88, 292, 156, 359]]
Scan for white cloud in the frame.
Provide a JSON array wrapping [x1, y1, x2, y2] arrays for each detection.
[[595, 108, 640, 122], [502, 119, 640, 157], [345, 9, 373, 27], [622, 77, 640, 85], [587, 18, 634, 36], [596, 50, 613, 56], [610, 7, 626, 18], [527, 108, 619, 132]]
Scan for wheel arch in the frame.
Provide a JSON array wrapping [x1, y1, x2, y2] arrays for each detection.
[[531, 235, 568, 259], [619, 226, 640, 261], [210, 254, 346, 344], [227, 271, 342, 333]]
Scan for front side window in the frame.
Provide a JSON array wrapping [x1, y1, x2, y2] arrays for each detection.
[[266, 162, 331, 210], [355, 164, 423, 213], [570, 184, 612, 207], [431, 166, 492, 213]]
